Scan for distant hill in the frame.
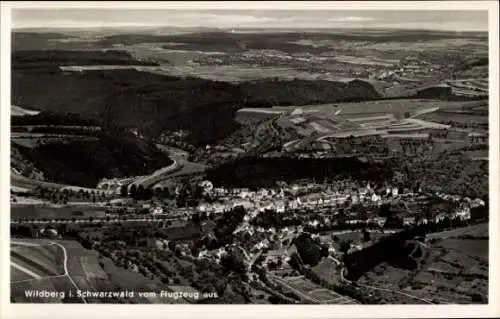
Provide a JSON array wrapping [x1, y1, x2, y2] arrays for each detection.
[[12, 30, 487, 54]]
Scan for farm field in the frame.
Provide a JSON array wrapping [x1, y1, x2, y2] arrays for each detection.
[[11, 276, 83, 303], [11, 105, 41, 116], [284, 99, 484, 116], [11, 204, 106, 219], [311, 258, 341, 286], [275, 99, 483, 145], [10, 241, 82, 303], [9, 239, 143, 303], [419, 112, 488, 126], [11, 265, 34, 282], [11, 243, 65, 278], [435, 239, 488, 260], [253, 97, 489, 154], [427, 222, 488, 240], [357, 224, 489, 304], [271, 274, 358, 304], [98, 257, 187, 303]]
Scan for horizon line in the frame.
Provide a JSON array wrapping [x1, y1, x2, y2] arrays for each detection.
[[11, 25, 489, 33]]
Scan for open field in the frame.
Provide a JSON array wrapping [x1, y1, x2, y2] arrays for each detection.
[[419, 112, 488, 126], [11, 105, 41, 116], [436, 239, 488, 260], [427, 222, 488, 240]]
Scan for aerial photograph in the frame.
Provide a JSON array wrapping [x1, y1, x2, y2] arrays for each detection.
[[8, 6, 490, 305]]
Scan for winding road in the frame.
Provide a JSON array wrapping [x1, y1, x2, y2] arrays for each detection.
[[49, 242, 87, 304]]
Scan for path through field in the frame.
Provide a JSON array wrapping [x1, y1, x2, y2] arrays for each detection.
[[10, 240, 87, 303]]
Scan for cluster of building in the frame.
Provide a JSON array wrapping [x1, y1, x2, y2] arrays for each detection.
[[191, 179, 486, 241], [372, 56, 443, 81], [194, 180, 405, 216]]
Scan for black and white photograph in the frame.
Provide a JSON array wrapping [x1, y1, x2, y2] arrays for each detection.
[[0, 1, 499, 318]]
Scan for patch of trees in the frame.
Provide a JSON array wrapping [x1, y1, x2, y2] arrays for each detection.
[[160, 225, 203, 241], [471, 204, 489, 222], [14, 130, 172, 187], [34, 187, 106, 203], [11, 224, 35, 237], [212, 206, 247, 247], [293, 233, 328, 267], [344, 216, 472, 281], [415, 86, 487, 101], [194, 206, 246, 251], [240, 79, 380, 107], [392, 154, 488, 199], [12, 50, 158, 68], [128, 184, 153, 201], [220, 251, 247, 277], [206, 156, 393, 189], [249, 210, 302, 229], [11, 111, 99, 126]]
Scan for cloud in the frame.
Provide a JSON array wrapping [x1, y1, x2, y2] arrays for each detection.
[[373, 22, 488, 32], [13, 19, 159, 29], [13, 14, 288, 29], [12, 13, 486, 31]]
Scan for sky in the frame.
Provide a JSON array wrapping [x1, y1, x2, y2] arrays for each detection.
[[12, 9, 489, 31]]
